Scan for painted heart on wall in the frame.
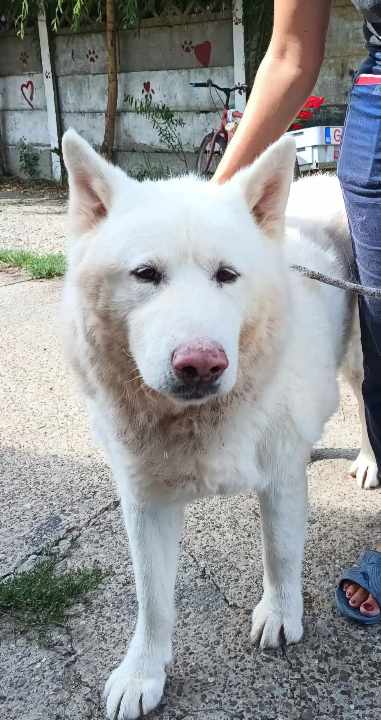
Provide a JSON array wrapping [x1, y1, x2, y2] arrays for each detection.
[[193, 41, 211, 67], [21, 80, 34, 109]]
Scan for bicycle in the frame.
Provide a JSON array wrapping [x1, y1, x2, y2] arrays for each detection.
[[190, 79, 247, 177], [192, 82, 342, 179]]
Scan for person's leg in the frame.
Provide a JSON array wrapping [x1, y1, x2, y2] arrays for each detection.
[[338, 71, 381, 617]]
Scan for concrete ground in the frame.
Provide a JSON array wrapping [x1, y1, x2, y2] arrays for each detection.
[[0, 181, 66, 253], [0, 189, 381, 720]]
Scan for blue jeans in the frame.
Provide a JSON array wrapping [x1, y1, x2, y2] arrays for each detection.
[[338, 51, 381, 471]]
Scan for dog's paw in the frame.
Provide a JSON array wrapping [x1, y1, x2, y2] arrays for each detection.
[[250, 595, 303, 649], [350, 450, 379, 489], [104, 657, 166, 720]]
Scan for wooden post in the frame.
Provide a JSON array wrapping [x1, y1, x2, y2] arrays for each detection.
[[232, 0, 246, 112], [38, 9, 62, 182]]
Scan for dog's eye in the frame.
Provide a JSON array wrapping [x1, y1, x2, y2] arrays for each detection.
[[215, 266, 240, 285], [131, 265, 163, 285]]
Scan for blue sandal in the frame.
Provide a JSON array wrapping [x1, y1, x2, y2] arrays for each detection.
[[335, 550, 381, 625]]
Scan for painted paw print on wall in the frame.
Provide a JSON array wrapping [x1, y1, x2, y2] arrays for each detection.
[[20, 51, 29, 66], [86, 49, 98, 63], [182, 40, 193, 54], [181, 39, 211, 67], [142, 81, 155, 102]]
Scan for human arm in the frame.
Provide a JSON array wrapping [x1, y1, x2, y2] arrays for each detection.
[[213, 0, 332, 183]]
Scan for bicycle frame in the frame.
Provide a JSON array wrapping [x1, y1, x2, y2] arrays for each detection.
[[203, 109, 243, 174], [190, 80, 246, 175]]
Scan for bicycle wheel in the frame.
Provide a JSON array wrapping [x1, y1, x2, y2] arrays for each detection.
[[196, 132, 227, 177]]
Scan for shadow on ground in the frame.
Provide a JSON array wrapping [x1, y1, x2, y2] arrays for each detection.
[[311, 447, 358, 462]]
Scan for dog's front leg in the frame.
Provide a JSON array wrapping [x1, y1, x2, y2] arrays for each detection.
[[251, 459, 307, 649], [105, 499, 184, 720]]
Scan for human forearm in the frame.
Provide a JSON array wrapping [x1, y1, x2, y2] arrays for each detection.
[[213, 0, 331, 183], [213, 53, 319, 183]]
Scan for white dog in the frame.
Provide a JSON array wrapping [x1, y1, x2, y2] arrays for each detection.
[[62, 129, 378, 720]]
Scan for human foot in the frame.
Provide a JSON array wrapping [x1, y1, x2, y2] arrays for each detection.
[[342, 581, 380, 616], [340, 544, 381, 617]]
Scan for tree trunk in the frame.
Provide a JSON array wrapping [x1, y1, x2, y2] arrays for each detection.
[[101, 0, 118, 160], [244, 0, 273, 89]]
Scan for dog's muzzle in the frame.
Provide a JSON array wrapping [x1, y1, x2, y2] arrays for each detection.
[[168, 340, 229, 401]]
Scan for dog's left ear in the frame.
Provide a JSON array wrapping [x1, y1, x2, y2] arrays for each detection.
[[234, 136, 296, 240]]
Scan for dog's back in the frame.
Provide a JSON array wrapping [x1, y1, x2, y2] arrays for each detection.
[[286, 173, 353, 273]]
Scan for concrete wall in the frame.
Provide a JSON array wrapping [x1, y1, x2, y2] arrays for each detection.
[[56, 16, 234, 176], [314, 0, 365, 103], [0, 32, 53, 176], [0, 13, 234, 178]]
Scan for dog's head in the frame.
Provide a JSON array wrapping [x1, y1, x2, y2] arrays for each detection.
[[63, 130, 295, 406]]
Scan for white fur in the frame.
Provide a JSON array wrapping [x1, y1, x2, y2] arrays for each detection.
[[62, 129, 378, 720]]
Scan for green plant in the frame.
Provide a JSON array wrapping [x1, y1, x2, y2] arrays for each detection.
[[0, 558, 105, 625], [3, 1, 227, 37], [125, 95, 188, 171], [0, 249, 66, 278], [17, 138, 40, 178]]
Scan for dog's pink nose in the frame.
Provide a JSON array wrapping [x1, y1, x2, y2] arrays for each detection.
[[172, 341, 228, 384]]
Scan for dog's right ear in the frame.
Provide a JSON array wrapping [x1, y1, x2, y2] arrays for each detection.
[[62, 129, 127, 236]]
